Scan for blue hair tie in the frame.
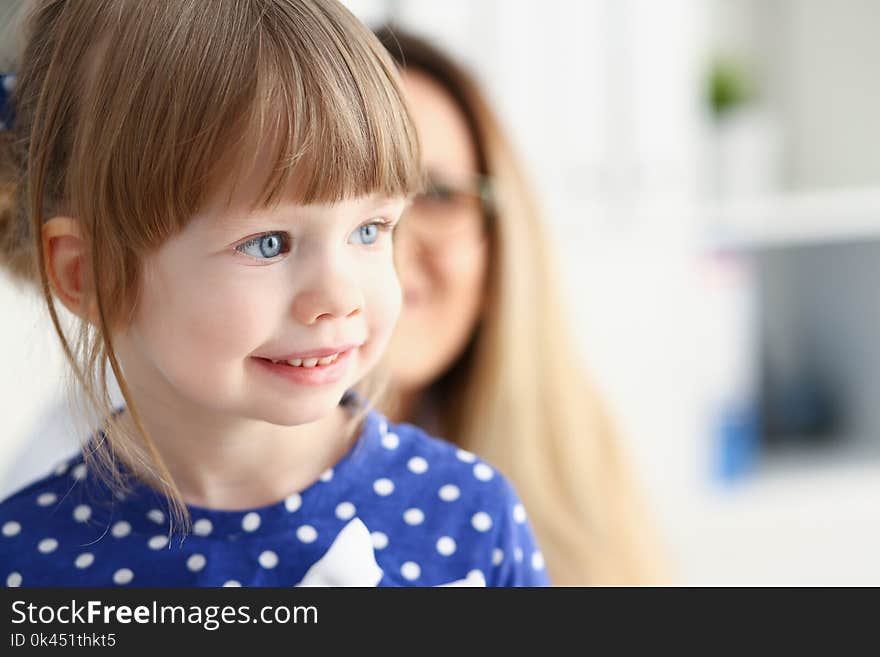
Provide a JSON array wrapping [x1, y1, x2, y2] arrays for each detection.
[[0, 73, 17, 132]]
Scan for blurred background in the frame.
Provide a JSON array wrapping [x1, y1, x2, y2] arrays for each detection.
[[3, 0, 880, 584]]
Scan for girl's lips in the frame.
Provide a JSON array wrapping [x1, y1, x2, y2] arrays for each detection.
[[252, 347, 356, 387]]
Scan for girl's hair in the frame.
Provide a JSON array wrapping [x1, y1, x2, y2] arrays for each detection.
[[0, 0, 422, 536], [376, 27, 668, 585]]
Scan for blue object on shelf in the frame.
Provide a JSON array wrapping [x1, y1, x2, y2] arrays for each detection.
[[713, 402, 760, 483]]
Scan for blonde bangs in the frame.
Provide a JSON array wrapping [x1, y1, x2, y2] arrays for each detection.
[[232, 5, 424, 210], [64, 0, 421, 248]]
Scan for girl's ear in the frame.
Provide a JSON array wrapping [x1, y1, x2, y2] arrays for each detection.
[[41, 216, 98, 324]]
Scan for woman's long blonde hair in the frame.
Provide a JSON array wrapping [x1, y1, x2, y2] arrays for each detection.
[[0, 0, 422, 536], [377, 28, 668, 585]]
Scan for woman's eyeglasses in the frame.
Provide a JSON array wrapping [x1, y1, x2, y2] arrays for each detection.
[[413, 174, 495, 217], [400, 172, 495, 245]]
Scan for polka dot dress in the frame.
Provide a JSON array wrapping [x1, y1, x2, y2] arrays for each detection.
[[0, 406, 549, 587]]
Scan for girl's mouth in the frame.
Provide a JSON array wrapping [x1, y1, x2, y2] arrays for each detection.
[[251, 347, 356, 386]]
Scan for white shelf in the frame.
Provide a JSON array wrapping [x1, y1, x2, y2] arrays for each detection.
[[675, 440, 880, 585], [700, 186, 880, 251]]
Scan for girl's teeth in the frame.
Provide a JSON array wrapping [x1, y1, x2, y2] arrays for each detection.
[[270, 353, 341, 367]]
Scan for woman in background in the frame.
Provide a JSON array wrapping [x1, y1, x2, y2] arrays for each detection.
[[376, 27, 668, 585]]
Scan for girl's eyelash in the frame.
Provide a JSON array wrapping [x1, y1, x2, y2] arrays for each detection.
[[367, 218, 397, 232], [234, 232, 291, 260], [353, 218, 399, 241]]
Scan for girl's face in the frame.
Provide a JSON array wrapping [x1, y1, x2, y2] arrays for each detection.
[[386, 70, 489, 392], [115, 161, 406, 427]]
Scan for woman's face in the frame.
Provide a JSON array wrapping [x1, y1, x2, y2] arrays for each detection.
[[386, 70, 490, 393]]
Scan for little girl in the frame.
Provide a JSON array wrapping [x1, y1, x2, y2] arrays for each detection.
[[0, 0, 548, 587]]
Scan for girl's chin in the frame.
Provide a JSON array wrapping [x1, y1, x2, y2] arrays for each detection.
[[254, 397, 347, 427]]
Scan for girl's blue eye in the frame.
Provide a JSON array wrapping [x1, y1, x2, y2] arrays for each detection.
[[349, 222, 382, 246], [236, 232, 288, 259]]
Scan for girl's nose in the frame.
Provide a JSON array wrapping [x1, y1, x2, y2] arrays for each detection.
[[291, 273, 364, 325]]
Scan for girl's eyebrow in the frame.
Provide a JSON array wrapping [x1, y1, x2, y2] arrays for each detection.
[[208, 195, 407, 235]]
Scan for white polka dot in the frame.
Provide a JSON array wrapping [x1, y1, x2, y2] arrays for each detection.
[[373, 478, 394, 496], [492, 548, 504, 566], [438, 484, 460, 502], [319, 468, 334, 482], [401, 561, 420, 581], [36, 492, 57, 506], [147, 509, 164, 524], [193, 519, 213, 536], [531, 551, 545, 570], [514, 547, 523, 563], [284, 493, 302, 513], [148, 535, 168, 550], [407, 456, 429, 474], [403, 508, 424, 525], [113, 568, 133, 585], [75, 553, 94, 569], [335, 502, 356, 520], [467, 569, 485, 584], [223, 580, 241, 587], [53, 462, 69, 476], [72, 504, 91, 523], [242, 512, 261, 532], [3, 75, 16, 92], [513, 503, 527, 524], [7, 572, 22, 587], [378, 418, 388, 435], [71, 463, 87, 481], [296, 525, 317, 543], [186, 553, 206, 572], [371, 531, 388, 550], [111, 521, 131, 538], [38, 538, 58, 553], [473, 463, 494, 481], [259, 550, 279, 569], [471, 512, 492, 532], [115, 491, 127, 501], [381, 432, 399, 449], [2, 521, 21, 537], [456, 448, 477, 463], [436, 536, 456, 556]]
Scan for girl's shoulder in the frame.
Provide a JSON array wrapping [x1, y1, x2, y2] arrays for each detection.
[[0, 452, 109, 586], [0, 451, 86, 513], [369, 413, 519, 509], [349, 411, 550, 586]]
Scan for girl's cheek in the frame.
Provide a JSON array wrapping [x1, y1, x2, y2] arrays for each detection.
[[141, 268, 265, 363]]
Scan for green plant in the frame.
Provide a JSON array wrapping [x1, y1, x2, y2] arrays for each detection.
[[707, 55, 753, 119]]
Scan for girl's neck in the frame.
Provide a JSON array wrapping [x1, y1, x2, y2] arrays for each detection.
[[114, 401, 357, 511]]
